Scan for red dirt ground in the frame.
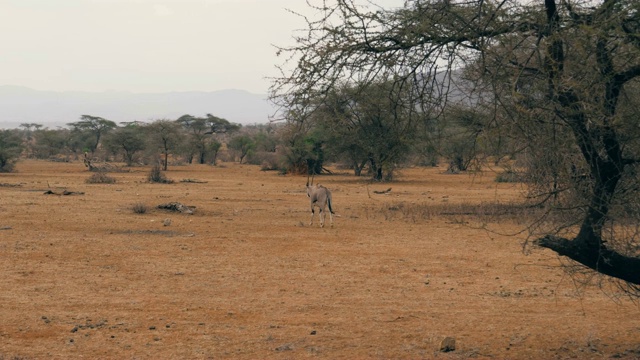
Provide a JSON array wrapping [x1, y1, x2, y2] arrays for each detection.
[[0, 160, 638, 359]]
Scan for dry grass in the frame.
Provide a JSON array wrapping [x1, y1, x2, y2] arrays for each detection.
[[131, 203, 148, 214], [85, 171, 116, 184], [0, 160, 638, 359], [370, 200, 541, 224], [148, 163, 173, 183]]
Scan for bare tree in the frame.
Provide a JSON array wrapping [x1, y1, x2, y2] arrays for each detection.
[[271, 0, 640, 290]]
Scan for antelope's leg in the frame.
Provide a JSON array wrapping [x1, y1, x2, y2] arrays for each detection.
[[309, 208, 314, 226]]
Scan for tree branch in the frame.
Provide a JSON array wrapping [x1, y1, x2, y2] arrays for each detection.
[[536, 235, 640, 285]]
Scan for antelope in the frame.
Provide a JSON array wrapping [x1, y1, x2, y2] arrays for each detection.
[[306, 173, 334, 227]]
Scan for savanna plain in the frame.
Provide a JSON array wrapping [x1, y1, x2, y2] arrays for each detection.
[[0, 160, 638, 359]]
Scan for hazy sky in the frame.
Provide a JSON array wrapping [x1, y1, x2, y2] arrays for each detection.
[[0, 0, 404, 95]]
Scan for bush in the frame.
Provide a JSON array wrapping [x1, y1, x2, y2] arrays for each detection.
[[148, 163, 173, 184], [85, 172, 116, 184], [368, 200, 539, 224], [0, 130, 23, 172], [495, 168, 524, 183], [248, 151, 281, 171], [132, 203, 148, 214]]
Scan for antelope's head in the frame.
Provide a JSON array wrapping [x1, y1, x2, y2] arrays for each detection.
[[306, 172, 315, 197]]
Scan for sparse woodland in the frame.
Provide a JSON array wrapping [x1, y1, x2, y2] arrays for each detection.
[[269, 0, 640, 292], [1, 0, 639, 307]]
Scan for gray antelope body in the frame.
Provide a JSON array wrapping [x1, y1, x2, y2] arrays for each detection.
[[306, 180, 334, 227]]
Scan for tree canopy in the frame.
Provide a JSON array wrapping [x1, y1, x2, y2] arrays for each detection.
[[0, 130, 23, 172], [67, 115, 117, 154], [271, 0, 640, 291]]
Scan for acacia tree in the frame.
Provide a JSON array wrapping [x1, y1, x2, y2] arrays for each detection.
[[145, 120, 183, 171], [279, 116, 328, 174], [205, 113, 241, 135], [207, 140, 223, 165], [316, 81, 417, 180], [177, 114, 211, 164], [103, 124, 146, 166], [228, 134, 256, 164], [19, 123, 42, 158], [177, 114, 241, 164], [67, 115, 117, 155], [440, 105, 487, 173], [271, 0, 640, 290], [0, 129, 23, 172], [33, 128, 68, 159]]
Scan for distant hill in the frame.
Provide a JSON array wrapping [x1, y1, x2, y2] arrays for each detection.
[[0, 86, 277, 129]]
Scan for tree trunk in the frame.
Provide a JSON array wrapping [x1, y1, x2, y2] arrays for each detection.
[[353, 159, 367, 176], [368, 155, 383, 181], [532, 0, 640, 285], [163, 152, 169, 171], [536, 235, 640, 285]]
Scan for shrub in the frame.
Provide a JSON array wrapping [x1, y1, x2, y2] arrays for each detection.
[[85, 172, 116, 184], [0, 130, 23, 172], [253, 152, 281, 171], [148, 163, 173, 184], [369, 200, 540, 224], [132, 203, 148, 214], [495, 168, 524, 183]]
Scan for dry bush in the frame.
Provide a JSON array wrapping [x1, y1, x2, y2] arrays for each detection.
[[256, 152, 282, 171], [0, 354, 30, 360], [148, 164, 173, 184], [132, 203, 148, 214], [85, 172, 116, 184], [495, 169, 524, 183], [180, 178, 207, 183], [369, 201, 542, 224], [243, 149, 282, 171]]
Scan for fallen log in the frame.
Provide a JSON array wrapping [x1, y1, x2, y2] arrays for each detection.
[[373, 188, 392, 194], [44, 190, 85, 196]]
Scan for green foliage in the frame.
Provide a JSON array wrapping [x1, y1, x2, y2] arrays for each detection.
[[278, 121, 327, 175], [252, 130, 278, 153], [32, 128, 68, 159], [67, 115, 117, 154], [440, 106, 486, 173], [145, 120, 183, 171], [270, 0, 640, 285], [176, 114, 241, 164], [103, 124, 146, 165], [203, 113, 241, 134], [207, 140, 222, 165], [228, 135, 256, 164], [281, 81, 417, 180], [237, 124, 282, 169], [0, 130, 23, 172]]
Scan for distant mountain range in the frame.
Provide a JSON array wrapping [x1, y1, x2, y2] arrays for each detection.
[[0, 86, 278, 129]]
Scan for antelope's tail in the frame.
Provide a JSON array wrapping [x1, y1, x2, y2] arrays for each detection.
[[328, 194, 335, 214]]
